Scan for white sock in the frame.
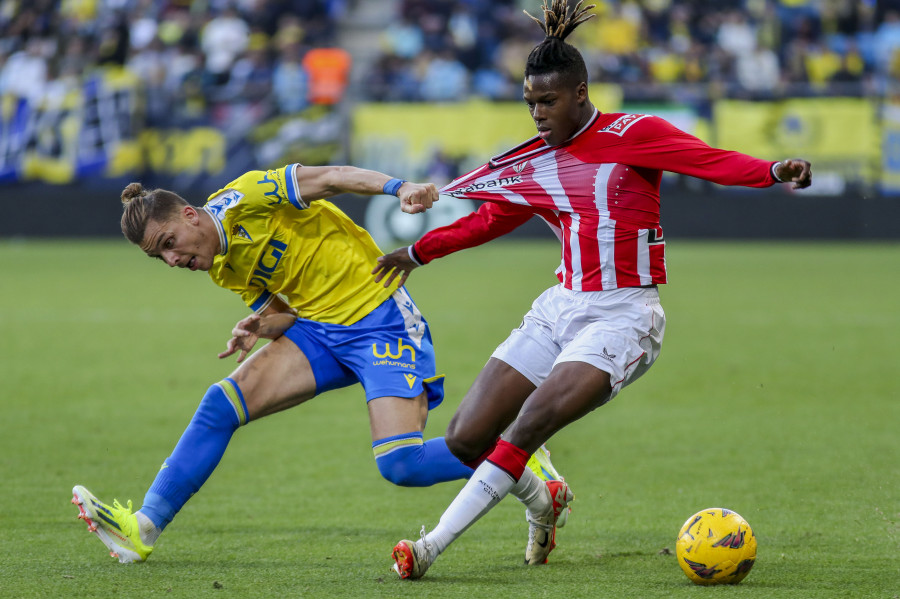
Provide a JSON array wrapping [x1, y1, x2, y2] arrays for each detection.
[[510, 468, 551, 517], [424, 462, 516, 555], [135, 511, 161, 546]]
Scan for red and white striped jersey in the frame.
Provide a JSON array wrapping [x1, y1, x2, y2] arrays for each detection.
[[414, 110, 778, 291]]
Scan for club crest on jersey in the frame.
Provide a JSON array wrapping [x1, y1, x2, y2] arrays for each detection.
[[206, 190, 244, 221], [513, 161, 528, 173], [599, 114, 650, 137], [231, 224, 252, 241]]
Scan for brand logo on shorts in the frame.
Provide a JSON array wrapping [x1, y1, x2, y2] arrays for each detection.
[[600, 347, 617, 361], [372, 338, 417, 369], [373, 338, 416, 362], [404, 374, 417, 388]]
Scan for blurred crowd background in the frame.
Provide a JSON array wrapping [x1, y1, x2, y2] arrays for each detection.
[[3, 0, 898, 127], [1, 1, 899, 239]]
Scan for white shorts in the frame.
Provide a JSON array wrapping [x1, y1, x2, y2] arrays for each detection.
[[492, 284, 666, 400]]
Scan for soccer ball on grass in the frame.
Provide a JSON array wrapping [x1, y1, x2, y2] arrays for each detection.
[[675, 507, 757, 585]]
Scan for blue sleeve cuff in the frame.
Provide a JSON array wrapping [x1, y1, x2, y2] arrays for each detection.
[[250, 290, 274, 313], [285, 163, 309, 209]]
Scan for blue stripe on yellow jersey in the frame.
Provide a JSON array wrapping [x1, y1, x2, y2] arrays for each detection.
[[204, 164, 398, 325]]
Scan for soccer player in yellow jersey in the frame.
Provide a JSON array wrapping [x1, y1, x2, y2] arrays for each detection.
[[70, 163, 528, 563]]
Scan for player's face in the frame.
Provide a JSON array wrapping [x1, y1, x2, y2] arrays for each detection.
[[524, 72, 589, 146], [140, 207, 218, 272]]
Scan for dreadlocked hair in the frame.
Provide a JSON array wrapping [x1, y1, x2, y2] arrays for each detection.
[[524, 0, 596, 83], [120, 182, 190, 245]]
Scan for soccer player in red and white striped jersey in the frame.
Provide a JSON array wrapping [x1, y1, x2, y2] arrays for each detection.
[[380, 0, 811, 579]]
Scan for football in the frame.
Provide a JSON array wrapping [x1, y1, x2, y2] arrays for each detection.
[[675, 508, 757, 585]]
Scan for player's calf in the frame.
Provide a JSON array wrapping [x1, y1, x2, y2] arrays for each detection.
[[373, 433, 472, 487]]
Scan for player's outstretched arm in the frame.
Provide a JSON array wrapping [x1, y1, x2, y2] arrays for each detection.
[[218, 298, 297, 363], [372, 246, 420, 288], [293, 165, 437, 214], [774, 159, 812, 189]]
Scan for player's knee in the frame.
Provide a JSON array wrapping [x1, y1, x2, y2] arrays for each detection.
[[444, 425, 483, 464], [196, 380, 246, 430], [375, 447, 423, 487]]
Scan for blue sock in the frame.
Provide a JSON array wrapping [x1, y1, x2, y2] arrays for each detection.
[[139, 379, 248, 530], [373, 432, 473, 487]]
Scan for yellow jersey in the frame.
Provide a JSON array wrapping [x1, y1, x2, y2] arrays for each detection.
[[204, 164, 398, 325]]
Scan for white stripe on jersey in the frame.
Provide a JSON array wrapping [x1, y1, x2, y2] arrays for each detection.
[[568, 212, 583, 291], [593, 163, 615, 214], [532, 151, 572, 212], [594, 164, 617, 290], [637, 228, 652, 286]]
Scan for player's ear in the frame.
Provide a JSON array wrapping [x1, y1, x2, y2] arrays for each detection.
[[183, 205, 200, 224], [575, 81, 588, 104]]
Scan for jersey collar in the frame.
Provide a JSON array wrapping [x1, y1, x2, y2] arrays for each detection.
[[203, 206, 229, 256], [489, 107, 600, 169]]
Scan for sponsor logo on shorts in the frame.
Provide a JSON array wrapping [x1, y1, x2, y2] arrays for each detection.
[[404, 374, 417, 388], [600, 347, 617, 361], [372, 338, 416, 369]]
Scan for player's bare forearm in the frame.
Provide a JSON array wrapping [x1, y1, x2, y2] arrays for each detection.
[[218, 298, 297, 362], [294, 166, 437, 212], [255, 312, 296, 339], [373, 246, 419, 288]]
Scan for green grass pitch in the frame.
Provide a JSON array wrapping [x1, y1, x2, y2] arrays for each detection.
[[0, 238, 897, 598]]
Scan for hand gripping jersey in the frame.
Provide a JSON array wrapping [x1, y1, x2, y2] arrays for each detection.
[[421, 110, 778, 291], [205, 164, 397, 325]]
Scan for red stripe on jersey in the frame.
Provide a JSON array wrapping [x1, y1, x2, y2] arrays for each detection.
[[558, 211, 575, 287], [613, 222, 641, 288], [576, 211, 602, 291], [518, 159, 558, 210]]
